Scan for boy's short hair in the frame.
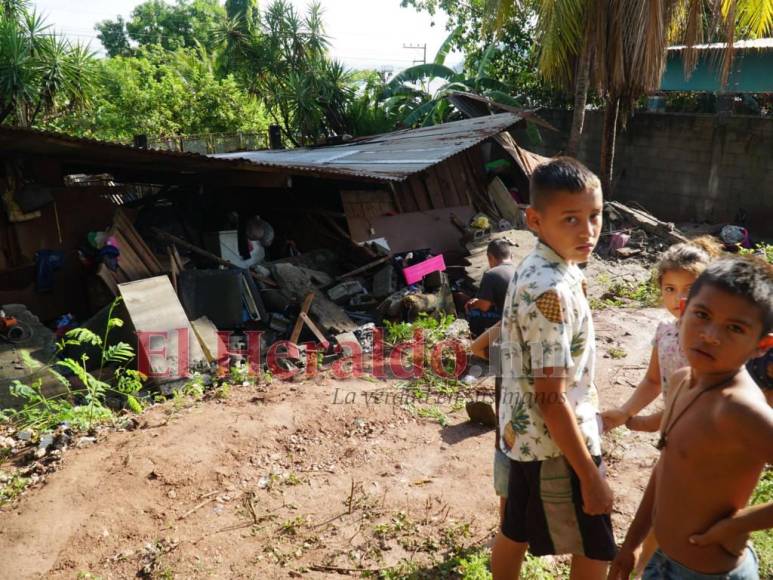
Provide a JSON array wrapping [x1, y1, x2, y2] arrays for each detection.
[[529, 157, 602, 209], [687, 256, 773, 335], [487, 239, 511, 261]]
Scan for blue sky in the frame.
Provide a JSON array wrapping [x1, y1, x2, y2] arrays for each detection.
[[31, 0, 461, 71]]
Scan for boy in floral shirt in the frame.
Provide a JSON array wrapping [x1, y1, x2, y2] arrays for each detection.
[[491, 157, 615, 579]]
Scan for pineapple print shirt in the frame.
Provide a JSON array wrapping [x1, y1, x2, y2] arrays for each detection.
[[497, 241, 601, 462]]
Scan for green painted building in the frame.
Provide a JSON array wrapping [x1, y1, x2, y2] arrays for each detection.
[[661, 38, 773, 93]]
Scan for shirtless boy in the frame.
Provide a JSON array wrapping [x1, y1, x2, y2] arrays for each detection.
[[609, 256, 773, 580]]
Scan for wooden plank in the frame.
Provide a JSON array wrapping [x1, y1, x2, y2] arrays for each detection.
[[171, 245, 184, 272], [114, 209, 162, 274], [168, 246, 178, 293], [151, 229, 277, 287], [191, 316, 227, 363], [407, 176, 431, 212], [388, 183, 404, 214], [423, 168, 445, 209], [119, 275, 205, 381], [399, 185, 419, 213], [336, 255, 392, 281], [437, 161, 462, 207], [488, 176, 521, 226], [289, 292, 315, 344], [299, 312, 331, 350], [449, 153, 474, 206]]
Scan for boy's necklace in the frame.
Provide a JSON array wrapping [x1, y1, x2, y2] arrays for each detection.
[[656, 373, 738, 451]]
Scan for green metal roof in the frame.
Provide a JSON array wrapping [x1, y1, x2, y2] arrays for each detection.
[[661, 39, 773, 93]]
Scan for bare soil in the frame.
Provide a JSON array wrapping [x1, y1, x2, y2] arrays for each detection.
[[0, 307, 669, 579]]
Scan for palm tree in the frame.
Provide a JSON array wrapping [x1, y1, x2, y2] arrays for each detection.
[[0, 4, 97, 127], [489, 0, 773, 195], [217, 0, 357, 146], [488, 0, 591, 156]]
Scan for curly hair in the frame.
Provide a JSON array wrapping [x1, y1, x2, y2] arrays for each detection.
[[656, 236, 724, 284]]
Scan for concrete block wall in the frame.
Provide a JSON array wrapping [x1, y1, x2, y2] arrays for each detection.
[[514, 109, 773, 236]]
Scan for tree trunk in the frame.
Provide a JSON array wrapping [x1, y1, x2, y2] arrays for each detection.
[[566, 36, 591, 157], [600, 95, 620, 198]]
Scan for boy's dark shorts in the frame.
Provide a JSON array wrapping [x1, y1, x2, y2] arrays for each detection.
[[501, 455, 616, 561]]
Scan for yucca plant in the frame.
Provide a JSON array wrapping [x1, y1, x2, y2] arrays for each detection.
[[0, 1, 97, 126]]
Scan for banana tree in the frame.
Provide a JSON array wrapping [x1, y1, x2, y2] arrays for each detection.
[[379, 32, 524, 128]]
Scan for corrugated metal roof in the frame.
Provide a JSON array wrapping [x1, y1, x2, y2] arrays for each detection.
[[213, 113, 524, 181], [668, 38, 773, 51]]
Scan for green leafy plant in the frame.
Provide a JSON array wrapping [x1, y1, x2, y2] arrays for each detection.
[[739, 243, 773, 264], [416, 405, 448, 427], [4, 298, 145, 432], [0, 473, 30, 506]]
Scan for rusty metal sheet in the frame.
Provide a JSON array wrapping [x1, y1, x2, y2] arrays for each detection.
[[214, 113, 528, 181]]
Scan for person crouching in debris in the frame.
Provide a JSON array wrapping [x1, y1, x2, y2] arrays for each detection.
[[463, 239, 516, 338], [491, 157, 615, 579], [608, 256, 773, 580]]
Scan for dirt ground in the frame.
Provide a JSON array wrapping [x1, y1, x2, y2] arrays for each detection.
[[0, 307, 669, 579]]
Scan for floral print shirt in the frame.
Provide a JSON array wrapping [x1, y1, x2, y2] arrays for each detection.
[[497, 241, 601, 461], [654, 320, 688, 396]]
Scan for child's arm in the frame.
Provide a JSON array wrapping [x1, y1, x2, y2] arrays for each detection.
[[536, 372, 613, 515], [689, 396, 773, 554], [470, 322, 500, 360], [601, 344, 662, 431], [690, 502, 773, 557], [608, 462, 659, 580], [625, 410, 663, 432]]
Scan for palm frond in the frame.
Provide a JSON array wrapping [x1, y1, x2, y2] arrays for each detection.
[[536, 0, 587, 88]]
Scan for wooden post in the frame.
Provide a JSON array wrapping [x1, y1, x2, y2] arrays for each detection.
[[289, 292, 315, 344]]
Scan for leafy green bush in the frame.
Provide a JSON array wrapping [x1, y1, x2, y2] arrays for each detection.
[[738, 243, 773, 264], [2, 298, 146, 432]]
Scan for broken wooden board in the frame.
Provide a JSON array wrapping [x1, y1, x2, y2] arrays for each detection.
[[346, 206, 476, 255], [119, 276, 205, 381], [191, 316, 227, 364], [289, 292, 315, 344], [487, 177, 521, 227], [606, 201, 688, 245], [99, 208, 164, 295], [271, 263, 357, 333]]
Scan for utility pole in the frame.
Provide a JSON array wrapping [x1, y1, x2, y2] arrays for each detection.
[[402, 43, 427, 66], [402, 43, 428, 92]]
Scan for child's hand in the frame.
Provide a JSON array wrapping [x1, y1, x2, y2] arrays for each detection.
[[689, 517, 749, 557], [580, 471, 614, 515], [607, 546, 635, 580], [601, 408, 629, 432]]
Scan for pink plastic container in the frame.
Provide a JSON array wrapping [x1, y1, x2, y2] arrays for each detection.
[[402, 254, 446, 285]]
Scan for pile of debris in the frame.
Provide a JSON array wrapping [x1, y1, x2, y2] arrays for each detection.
[[598, 201, 690, 260], [67, 207, 501, 384]]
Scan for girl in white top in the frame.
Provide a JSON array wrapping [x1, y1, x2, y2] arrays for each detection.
[[602, 237, 722, 433]]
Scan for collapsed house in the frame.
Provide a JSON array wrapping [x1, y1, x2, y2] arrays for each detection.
[[0, 113, 549, 400]]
